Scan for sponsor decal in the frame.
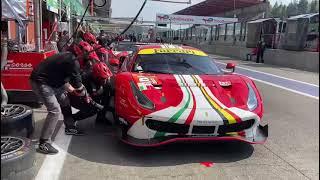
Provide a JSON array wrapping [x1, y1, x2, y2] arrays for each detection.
[[156, 13, 237, 25], [155, 48, 194, 54], [1, 150, 24, 160], [157, 15, 170, 20], [219, 81, 232, 87], [138, 48, 207, 56], [132, 75, 161, 91], [194, 120, 216, 125], [4, 61, 33, 70], [202, 18, 214, 24]]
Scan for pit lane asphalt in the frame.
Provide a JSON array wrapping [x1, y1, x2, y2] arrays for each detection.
[[28, 54, 319, 180]]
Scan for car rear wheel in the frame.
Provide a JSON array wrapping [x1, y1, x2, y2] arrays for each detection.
[[1, 136, 36, 180]]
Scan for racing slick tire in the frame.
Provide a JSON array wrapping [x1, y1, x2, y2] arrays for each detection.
[[1, 104, 34, 138], [1, 136, 36, 180]]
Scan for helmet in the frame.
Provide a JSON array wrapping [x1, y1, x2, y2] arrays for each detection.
[[106, 48, 116, 58], [93, 44, 108, 55], [71, 41, 100, 69], [72, 41, 99, 59], [92, 62, 112, 81], [83, 32, 97, 44]]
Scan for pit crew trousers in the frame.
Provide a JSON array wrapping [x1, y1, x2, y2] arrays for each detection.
[[30, 80, 75, 141]]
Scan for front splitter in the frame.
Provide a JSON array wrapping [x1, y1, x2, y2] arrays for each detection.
[[119, 124, 268, 147]]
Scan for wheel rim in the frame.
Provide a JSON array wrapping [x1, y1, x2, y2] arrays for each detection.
[[1, 136, 25, 156], [1, 104, 26, 117]]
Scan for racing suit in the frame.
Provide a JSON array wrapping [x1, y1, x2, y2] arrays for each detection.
[[69, 72, 111, 122]]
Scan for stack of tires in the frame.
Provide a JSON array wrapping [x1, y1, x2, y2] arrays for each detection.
[[1, 104, 36, 180]]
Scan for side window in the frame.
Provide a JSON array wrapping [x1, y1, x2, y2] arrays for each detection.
[[123, 55, 136, 72], [120, 58, 128, 72], [126, 57, 133, 70]]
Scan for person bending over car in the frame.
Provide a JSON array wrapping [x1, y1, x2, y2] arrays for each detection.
[[30, 45, 91, 154]]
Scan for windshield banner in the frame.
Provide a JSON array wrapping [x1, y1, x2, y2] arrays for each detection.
[[156, 13, 238, 25], [138, 48, 207, 56]]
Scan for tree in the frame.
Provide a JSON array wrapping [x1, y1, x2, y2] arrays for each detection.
[[270, 2, 285, 18], [309, 0, 319, 13], [279, 4, 287, 19], [297, 0, 308, 14], [286, 0, 299, 17], [271, 2, 279, 17]]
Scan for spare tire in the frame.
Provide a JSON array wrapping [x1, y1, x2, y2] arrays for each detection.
[[1, 104, 34, 138], [1, 136, 36, 180]]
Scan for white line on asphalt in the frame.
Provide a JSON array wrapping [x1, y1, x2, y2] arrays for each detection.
[[245, 75, 319, 100], [35, 123, 72, 180], [215, 61, 319, 87]]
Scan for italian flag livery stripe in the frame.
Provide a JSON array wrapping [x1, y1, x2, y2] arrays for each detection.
[[154, 75, 192, 137], [153, 75, 243, 138], [183, 76, 197, 125], [192, 75, 241, 124]]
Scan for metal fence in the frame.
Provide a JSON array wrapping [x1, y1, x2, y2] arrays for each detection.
[[162, 20, 319, 52]]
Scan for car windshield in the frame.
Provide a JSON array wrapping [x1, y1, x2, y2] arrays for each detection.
[[133, 53, 222, 75], [115, 44, 131, 51], [114, 42, 139, 51]]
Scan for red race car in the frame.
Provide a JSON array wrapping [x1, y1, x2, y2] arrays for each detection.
[[114, 44, 268, 147]]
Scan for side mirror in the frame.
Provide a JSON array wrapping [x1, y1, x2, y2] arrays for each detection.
[[226, 63, 235, 72], [109, 58, 120, 66]]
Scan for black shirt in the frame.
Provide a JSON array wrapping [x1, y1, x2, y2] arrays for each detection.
[[97, 36, 107, 47], [30, 52, 82, 88]]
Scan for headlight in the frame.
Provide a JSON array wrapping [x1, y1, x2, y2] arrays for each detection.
[[130, 81, 155, 110], [247, 82, 258, 111]]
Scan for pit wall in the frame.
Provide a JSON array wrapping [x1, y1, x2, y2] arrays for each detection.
[[175, 40, 319, 72]]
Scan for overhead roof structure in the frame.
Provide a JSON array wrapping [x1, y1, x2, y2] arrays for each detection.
[[248, 18, 281, 24], [287, 13, 319, 20], [174, 0, 265, 16]]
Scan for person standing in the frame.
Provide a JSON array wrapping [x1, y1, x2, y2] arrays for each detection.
[[129, 34, 133, 42], [256, 38, 266, 63], [132, 34, 137, 42], [30, 49, 88, 154], [97, 30, 107, 47], [57, 31, 69, 52]]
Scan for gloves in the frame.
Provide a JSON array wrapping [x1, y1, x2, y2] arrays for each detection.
[[70, 89, 92, 104], [71, 86, 87, 97], [93, 86, 104, 96], [84, 95, 92, 104]]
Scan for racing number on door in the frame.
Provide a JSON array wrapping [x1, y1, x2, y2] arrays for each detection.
[[139, 77, 150, 83]]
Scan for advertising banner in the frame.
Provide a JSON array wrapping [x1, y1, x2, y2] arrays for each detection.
[[156, 13, 238, 25]]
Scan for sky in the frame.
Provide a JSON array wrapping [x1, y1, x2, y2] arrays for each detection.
[[111, 0, 296, 21]]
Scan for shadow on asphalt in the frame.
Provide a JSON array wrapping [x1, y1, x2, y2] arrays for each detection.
[[67, 118, 254, 167]]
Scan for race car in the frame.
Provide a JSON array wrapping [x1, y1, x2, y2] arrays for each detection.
[[114, 44, 268, 147]]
